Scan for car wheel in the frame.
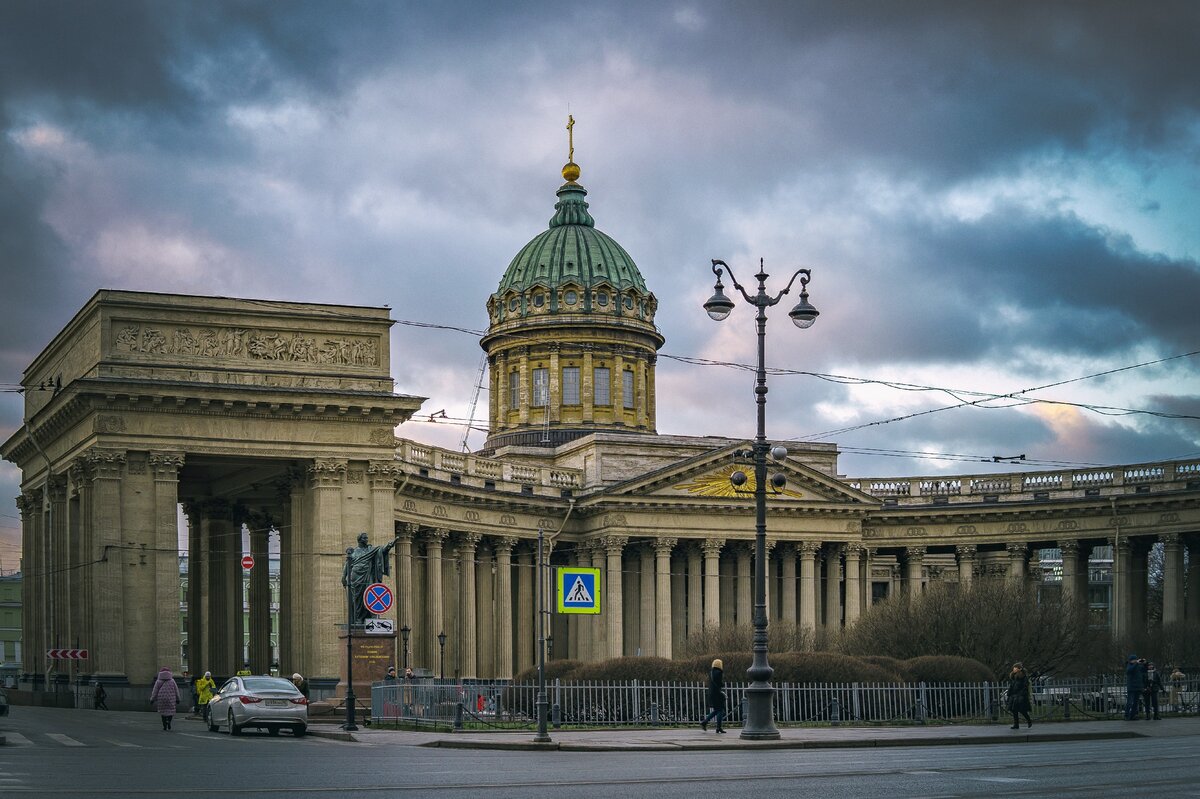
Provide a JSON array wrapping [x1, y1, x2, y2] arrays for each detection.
[[228, 710, 241, 736], [208, 716, 219, 733], [268, 726, 280, 736]]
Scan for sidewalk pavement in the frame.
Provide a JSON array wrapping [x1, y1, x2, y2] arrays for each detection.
[[306, 716, 1196, 752]]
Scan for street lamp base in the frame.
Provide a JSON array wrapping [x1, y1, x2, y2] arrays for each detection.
[[739, 686, 781, 740]]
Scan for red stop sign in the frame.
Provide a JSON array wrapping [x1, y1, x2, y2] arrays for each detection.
[[241, 554, 255, 570]]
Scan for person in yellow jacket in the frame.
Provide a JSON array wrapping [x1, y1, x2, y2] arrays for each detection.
[[196, 671, 217, 723]]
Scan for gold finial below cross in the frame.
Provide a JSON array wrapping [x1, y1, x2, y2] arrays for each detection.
[[567, 114, 575, 162]]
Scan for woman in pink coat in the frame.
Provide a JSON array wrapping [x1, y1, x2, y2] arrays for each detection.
[[150, 667, 181, 731]]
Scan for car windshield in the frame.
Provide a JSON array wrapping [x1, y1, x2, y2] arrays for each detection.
[[243, 677, 299, 693]]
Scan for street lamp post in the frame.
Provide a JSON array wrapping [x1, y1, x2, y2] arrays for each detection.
[[343, 551, 358, 732], [437, 631, 447, 681], [703, 257, 818, 740], [400, 625, 411, 673], [533, 522, 551, 743]]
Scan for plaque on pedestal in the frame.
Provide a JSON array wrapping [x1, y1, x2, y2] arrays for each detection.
[[336, 629, 397, 700]]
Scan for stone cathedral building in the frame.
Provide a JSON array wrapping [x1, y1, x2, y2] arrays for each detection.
[[5, 155, 1200, 695]]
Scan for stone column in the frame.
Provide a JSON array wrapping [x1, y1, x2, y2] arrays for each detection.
[[1006, 542, 1028, 584], [686, 544, 703, 638], [202, 499, 235, 675], [307, 459, 346, 679], [1130, 539, 1149, 630], [493, 537, 517, 679], [1162, 534, 1184, 625], [1186, 536, 1200, 622], [605, 536, 627, 659], [457, 533, 480, 679], [762, 540, 776, 621], [639, 545, 656, 655], [1058, 540, 1083, 608], [425, 528, 450, 674], [735, 544, 752, 627], [14, 494, 37, 675], [47, 476, 68, 655], [396, 524, 417, 642], [247, 514, 272, 674], [905, 546, 926, 605], [590, 541, 608, 659], [183, 503, 203, 675], [86, 450, 127, 678], [653, 538, 676, 659], [824, 544, 843, 629], [273, 476, 293, 677], [956, 544, 977, 587], [516, 545, 534, 673], [780, 543, 797, 625], [286, 472, 309, 678], [798, 542, 819, 636], [702, 538, 723, 628], [1111, 536, 1132, 639], [844, 544, 863, 624]]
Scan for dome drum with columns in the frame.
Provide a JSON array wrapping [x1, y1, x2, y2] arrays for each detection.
[[481, 158, 663, 451]]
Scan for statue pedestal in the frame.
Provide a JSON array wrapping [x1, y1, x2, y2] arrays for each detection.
[[336, 629, 397, 701]]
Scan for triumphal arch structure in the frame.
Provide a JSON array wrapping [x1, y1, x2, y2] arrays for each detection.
[[6, 155, 1200, 695]]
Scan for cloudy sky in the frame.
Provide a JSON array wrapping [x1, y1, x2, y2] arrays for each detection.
[[2, 1, 1199, 567]]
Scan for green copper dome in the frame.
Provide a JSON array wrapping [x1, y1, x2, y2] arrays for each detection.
[[489, 180, 653, 323]]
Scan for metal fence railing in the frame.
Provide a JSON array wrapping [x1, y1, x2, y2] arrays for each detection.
[[370, 676, 1200, 729]]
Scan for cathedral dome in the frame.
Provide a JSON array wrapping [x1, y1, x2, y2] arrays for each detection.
[[487, 176, 655, 325]]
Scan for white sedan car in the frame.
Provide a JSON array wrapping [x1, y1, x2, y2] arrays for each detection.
[[207, 676, 308, 736]]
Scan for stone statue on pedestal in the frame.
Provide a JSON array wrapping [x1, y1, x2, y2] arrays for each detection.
[[341, 532, 399, 624]]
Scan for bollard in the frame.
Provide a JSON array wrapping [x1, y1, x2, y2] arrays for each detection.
[[552, 702, 561, 729], [741, 697, 748, 725], [650, 701, 659, 725], [830, 696, 841, 726], [454, 701, 463, 731], [1063, 694, 1070, 720], [916, 682, 928, 725]]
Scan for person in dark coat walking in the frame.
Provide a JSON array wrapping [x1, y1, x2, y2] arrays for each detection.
[[1143, 662, 1164, 720], [93, 680, 108, 711], [700, 658, 726, 733], [1007, 662, 1033, 729], [1125, 654, 1146, 720], [150, 667, 181, 731]]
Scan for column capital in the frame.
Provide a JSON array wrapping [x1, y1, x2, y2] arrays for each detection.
[[798, 540, 821, 557], [845, 542, 865, 559], [16, 491, 39, 517], [367, 460, 402, 488], [702, 538, 724, 556], [1006, 542, 1027, 557], [955, 543, 978, 558], [458, 532, 482, 556], [1058, 540, 1080, 557], [148, 451, 185, 479], [602, 535, 628, 554], [83, 447, 126, 479], [763, 539, 777, 556], [906, 545, 927, 561], [401, 522, 421, 539], [308, 458, 347, 488], [653, 537, 677, 555], [493, 536, 519, 555], [425, 527, 451, 546], [1160, 533, 1182, 548], [46, 474, 68, 502]]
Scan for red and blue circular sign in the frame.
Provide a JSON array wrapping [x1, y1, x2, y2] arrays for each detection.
[[363, 582, 393, 615]]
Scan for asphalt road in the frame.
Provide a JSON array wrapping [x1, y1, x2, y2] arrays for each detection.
[[3, 706, 1199, 798]]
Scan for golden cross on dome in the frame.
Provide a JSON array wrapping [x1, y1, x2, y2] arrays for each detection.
[[566, 114, 575, 162]]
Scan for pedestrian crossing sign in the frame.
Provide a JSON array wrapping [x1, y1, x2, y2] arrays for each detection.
[[556, 567, 601, 614]]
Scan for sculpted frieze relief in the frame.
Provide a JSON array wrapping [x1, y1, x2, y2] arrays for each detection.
[[94, 415, 126, 433], [113, 321, 379, 367]]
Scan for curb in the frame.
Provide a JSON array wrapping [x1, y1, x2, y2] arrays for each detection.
[[420, 729, 1142, 752], [306, 726, 359, 742]]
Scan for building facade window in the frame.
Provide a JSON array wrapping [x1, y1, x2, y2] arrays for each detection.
[[509, 370, 520, 409], [532, 368, 549, 407], [562, 367, 580, 405], [622, 369, 635, 409], [594, 367, 610, 405]]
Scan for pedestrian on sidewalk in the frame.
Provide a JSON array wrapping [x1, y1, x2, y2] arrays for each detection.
[[150, 667, 181, 731], [383, 665, 398, 683], [196, 671, 216, 724], [1007, 662, 1033, 730], [1144, 662, 1164, 720], [93, 680, 108, 711], [1168, 666, 1186, 713], [700, 658, 726, 733], [291, 672, 310, 699], [1124, 654, 1145, 720]]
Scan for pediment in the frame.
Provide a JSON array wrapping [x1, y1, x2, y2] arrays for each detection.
[[597, 442, 878, 506]]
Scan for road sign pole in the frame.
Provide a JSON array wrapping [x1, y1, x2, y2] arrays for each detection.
[[533, 522, 550, 743], [343, 551, 358, 732]]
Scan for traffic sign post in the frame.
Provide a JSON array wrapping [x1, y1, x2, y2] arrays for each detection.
[[363, 583, 393, 615], [241, 554, 255, 570], [556, 567, 601, 614]]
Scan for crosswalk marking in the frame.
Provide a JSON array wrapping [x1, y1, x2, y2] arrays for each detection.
[[45, 733, 85, 747], [105, 739, 141, 747], [2, 732, 31, 746]]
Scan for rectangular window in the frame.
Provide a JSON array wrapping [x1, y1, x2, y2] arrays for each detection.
[[594, 367, 610, 405], [562, 367, 580, 405], [532, 367, 549, 407], [509, 370, 520, 409], [622, 369, 635, 409]]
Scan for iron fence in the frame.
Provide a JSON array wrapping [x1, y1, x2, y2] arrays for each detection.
[[370, 675, 1200, 728]]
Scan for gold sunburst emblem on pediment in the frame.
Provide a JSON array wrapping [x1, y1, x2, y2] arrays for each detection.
[[673, 468, 805, 499]]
